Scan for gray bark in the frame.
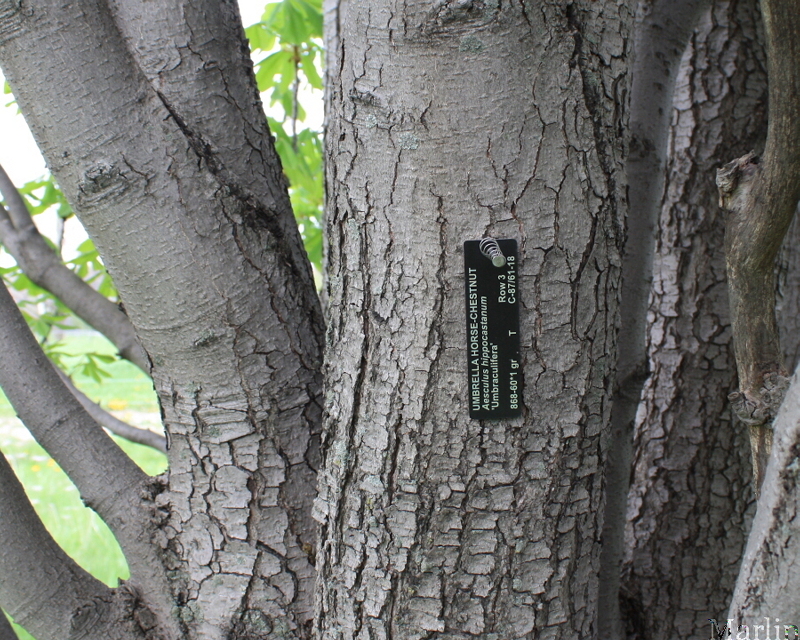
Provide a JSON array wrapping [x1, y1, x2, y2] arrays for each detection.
[[4, 0, 798, 638], [315, 1, 630, 638], [0, 165, 165, 448], [717, 0, 800, 491], [598, 1, 707, 636], [0, 0, 323, 637], [727, 365, 800, 628], [776, 209, 800, 371], [724, 0, 800, 624], [0, 448, 123, 640], [0, 278, 177, 636], [622, 1, 767, 637]]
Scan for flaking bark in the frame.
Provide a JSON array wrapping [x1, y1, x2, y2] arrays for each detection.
[[315, 1, 630, 637], [622, 1, 766, 636]]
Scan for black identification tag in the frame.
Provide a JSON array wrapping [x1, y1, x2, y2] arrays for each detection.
[[464, 239, 522, 419]]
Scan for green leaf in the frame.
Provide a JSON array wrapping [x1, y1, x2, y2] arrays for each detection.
[[300, 49, 323, 90], [255, 49, 295, 94], [281, 1, 311, 45], [292, 0, 323, 38], [245, 23, 277, 52], [3, 81, 15, 108], [247, 1, 323, 276], [96, 273, 118, 299]]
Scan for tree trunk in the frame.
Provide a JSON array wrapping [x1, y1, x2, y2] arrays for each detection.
[[0, 0, 323, 637], [621, 1, 767, 637], [7, 0, 800, 638], [314, 1, 630, 637], [598, 1, 708, 636], [777, 211, 800, 372]]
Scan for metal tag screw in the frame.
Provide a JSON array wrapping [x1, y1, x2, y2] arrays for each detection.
[[479, 237, 506, 268]]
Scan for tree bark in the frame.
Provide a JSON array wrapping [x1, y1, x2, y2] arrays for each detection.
[[315, 1, 630, 637], [717, 0, 800, 491], [0, 278, 178, 637], [598, 1, 708, 636], [727, 365, 800, 628], [622, 1, 767, 637], [776, 209, 800, 372], [0, 0, 323, 637], [0, 164, 149, 372], [0, 449, 134, 640]]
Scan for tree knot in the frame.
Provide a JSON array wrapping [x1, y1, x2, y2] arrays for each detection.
[[728, 371, 790, 428], [78, 161, 129, 207], [716, 152, 760, 212]]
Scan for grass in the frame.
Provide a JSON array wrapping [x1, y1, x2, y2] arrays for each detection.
[[0, 332, 166, 639]]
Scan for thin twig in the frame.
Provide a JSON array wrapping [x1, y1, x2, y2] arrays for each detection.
[[55, 368, 166, 453]]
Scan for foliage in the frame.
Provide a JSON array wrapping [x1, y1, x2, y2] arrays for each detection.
[[247, 0, 324, 272]]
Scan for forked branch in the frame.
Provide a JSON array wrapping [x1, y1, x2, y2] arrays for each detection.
[[0, 280, 183, 612], [0, 279, 149, 512], [717, 0, 800, 492], [0, 164, 149, 372], [0, 168, 164, 451]]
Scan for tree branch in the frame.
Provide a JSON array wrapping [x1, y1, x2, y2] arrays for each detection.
[[716, 0, 800, 491], [0, 278, 177, 632], [0, 278, 149, 512], [0, 191, 165, 454], [105, 0, 323, 328], [728, 364, 800, 625], [0, 164, 150, 372], [55, 368, 166, 453], [0, 0, 323, 632], [0, 448, 111, 640]]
